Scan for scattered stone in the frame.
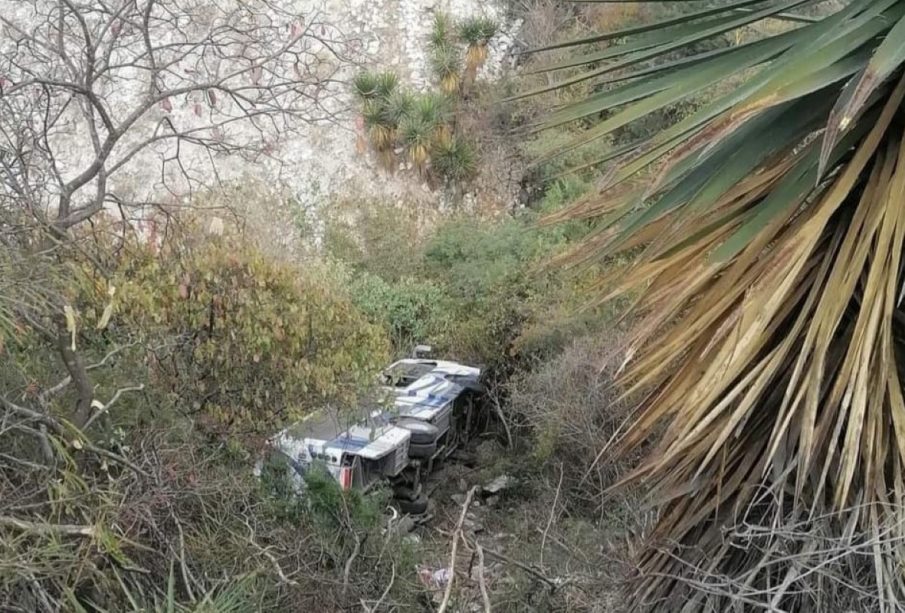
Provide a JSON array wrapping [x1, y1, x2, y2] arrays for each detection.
[[463, 516, 484, 534], [484, 474, 515, 495]]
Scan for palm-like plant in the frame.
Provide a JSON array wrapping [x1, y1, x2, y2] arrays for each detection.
[[458, 17, 498, 75], [382, 89, 415, 129], [429, 11, 455, 49], [399, 112, 435, 171], [432, 137, 476, 183], [525, 1, 905, 610], [430, 42, 463, 95], [352, 71, 380, 101], [361, 99, 393, 150]]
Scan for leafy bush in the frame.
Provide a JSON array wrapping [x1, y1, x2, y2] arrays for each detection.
[[348, 273, 452, 350], [75, 218, 389, 436]]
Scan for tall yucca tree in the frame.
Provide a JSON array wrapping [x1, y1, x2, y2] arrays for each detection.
[[522, 0, 905, 610]]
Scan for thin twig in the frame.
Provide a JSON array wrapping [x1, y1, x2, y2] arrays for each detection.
[[437, 486, 477, 613], [476, 544, 491, 613], [478, 542, 563, 593], [539, 462, 564, 570], [0, 516, 95, 537]]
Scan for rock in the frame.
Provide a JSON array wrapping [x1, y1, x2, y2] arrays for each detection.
[[451, 493, 466, 506], [485, 495, 499, 507], [395, 515, 416, 534], [483, 474, 515, 495], [463, 516, 484, 534]]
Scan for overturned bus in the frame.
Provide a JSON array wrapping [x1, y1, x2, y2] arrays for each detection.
[[259, 350, 483, 514]]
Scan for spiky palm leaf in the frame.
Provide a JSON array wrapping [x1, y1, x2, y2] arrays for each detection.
[[399, 112, 434, 171], [352, 71, 380, 101], [432, 137, 476, 183], [458, 17, 498, 73], [526, 0, 905, 610], [382, 89, 416, 127], [373, 71, 398, 100], [361, 99, 393, 150], [430, 12, 455, 49], [429, 42, 463, 95]]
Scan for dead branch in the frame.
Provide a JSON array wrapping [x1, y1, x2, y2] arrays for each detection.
[[476, 544, 491, 613], [539, 461, 563, 570], [0, 516, 95, 538], [477, 542, 563, 593], [437, 486, 477, 613]]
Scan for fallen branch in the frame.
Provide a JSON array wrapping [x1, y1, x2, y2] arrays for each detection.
[[437, 486, 477, 613], [361, 563, 395, 613], [539, 462, 564, 570], [478, 542, 563, 593], [476, 544, 491, 613], [0, 516, 96, 537]]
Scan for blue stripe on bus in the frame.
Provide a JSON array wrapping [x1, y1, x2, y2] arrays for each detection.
[[328, 435, 371, 451]]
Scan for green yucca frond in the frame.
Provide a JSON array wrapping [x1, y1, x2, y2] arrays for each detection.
[[525, 0, 905, 610], [412, 92, 452, 127], [399, 113, 435, 169], [432, 137, 476, 182], [430, 12, 455, 49], [373, 71, 398, 99], [382, 89, 416, 127], [459, 17, 497, 72], [458, 16, 498, 46], [352, 71, 380, 100], [429, 42, 463, 95], [361, 99, 394, 149]]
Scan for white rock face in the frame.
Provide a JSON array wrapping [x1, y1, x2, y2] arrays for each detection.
[[1, 0, 519, 220]]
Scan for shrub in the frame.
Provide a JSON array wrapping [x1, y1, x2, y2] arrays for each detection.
[[348, 273, 452, 350], [75, 218, 389, 436]]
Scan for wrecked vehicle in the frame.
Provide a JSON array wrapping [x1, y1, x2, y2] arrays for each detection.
[[258, 347, 483, 514]]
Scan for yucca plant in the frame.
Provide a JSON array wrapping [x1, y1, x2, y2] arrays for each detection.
[[373, 71, 398, 99], [399, 112, 435, 171], [382, 88, 416, 128], [458, 17, 497, 75], [361, 99, 393, 151], [429, 11, 455, 49], [352, 71, 381, 101], [431, 137, 476, 183], [414, 93, 453, 146], [429, 42, 463, 95], [523, 1, 905, 610]]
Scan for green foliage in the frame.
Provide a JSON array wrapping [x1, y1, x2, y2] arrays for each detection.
[[429, 12, 455, 49], [352, 71, 380, 100], [457, 16, 498, 46], [353, 12, 496, 189], [322, 197, 423, 283], [302, 466, 387, 533], [76, 220, 389, 436], [431, 137, 477, 183], [348, 273, 451, 350]]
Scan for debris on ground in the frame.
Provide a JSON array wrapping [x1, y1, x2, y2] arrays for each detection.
[[483, 474, 515, 495]]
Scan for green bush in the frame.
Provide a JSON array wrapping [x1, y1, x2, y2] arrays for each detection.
[[348, 273, 452, 350], [73, 218, 389, 437]]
